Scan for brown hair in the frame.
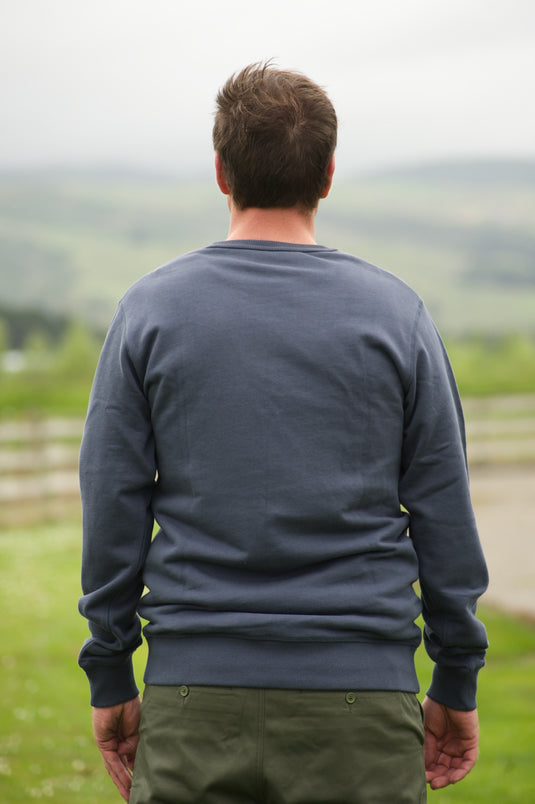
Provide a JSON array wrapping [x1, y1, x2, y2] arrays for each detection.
[[213, 62, 337, 211]]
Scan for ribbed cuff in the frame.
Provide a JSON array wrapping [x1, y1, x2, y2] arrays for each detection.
[[427, 664, 479, 711], [84, 658, 139, 707]]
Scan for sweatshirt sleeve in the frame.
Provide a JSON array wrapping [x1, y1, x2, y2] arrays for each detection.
[[399, 302, 489, 711], [78, 304, 156, 707]]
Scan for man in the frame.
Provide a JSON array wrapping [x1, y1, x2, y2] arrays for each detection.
[[79, 62, 488, 803]]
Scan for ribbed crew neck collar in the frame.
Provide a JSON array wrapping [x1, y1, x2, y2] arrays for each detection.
[[208, 240, 334, 252]]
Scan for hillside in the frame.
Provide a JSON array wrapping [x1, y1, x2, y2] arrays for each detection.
[[0, 161, 534, 336]]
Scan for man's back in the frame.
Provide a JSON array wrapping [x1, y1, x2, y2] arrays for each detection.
[[80, 239, 484, 701]]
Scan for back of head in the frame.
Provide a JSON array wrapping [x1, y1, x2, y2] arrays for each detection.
[[213, 62, 337, 212]]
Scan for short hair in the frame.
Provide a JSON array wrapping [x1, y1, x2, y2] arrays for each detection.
[[213, 62, 337, 211]]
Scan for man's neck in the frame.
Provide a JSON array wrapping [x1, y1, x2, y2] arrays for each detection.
[[226, 205, 318, 244]]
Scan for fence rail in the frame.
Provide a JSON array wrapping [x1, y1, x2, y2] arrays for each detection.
[[0, 417, 84, 526], [464, 394, 535, 465], [1, 395, 535, 528]]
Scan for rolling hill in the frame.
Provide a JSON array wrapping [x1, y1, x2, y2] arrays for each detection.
[[1, 160, 534, 337]]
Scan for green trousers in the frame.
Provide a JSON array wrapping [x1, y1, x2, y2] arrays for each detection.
[[130, 685, 426, 804]]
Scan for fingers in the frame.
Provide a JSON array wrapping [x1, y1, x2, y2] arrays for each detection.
[[426, 763, 474, 790], [119, 736, 139, 774], [422, 698, 479, 789], [101, 747, 134, 802], [92, 698, 141, 799], [106, 735, 139, 800], [425, 744, 478, 789]]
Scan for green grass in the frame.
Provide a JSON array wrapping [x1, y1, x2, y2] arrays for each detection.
[[447, 335, 535, 397], [0, 374, 93, 419], [0, 521, 534, 802]]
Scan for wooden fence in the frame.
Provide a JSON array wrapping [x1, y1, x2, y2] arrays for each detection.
[[0, 417, 83, 527], [463, 394, 535, 466], [1, 395, 535, 528]]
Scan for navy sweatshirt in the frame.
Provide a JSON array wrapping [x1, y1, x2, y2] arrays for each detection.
[[79, 241, 488, 709]]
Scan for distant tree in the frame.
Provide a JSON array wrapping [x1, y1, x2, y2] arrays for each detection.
[[0, 318, 7, 356], [0, 305, 71, 350], [52, 321, 101, 380], [23, 330, 53, 373], [0, 318, 8, 377]]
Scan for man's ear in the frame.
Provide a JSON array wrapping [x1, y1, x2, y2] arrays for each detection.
[[215, 152, 230, 195], [320, 155, 335, 199]]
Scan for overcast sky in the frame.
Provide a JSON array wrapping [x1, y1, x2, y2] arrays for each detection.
[[2, 0, 534, 176]]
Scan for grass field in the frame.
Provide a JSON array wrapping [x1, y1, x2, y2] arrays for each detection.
[[0, 521, 534, 803]]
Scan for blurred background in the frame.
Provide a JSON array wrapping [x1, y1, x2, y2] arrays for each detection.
[[0, 1, 534, 802]]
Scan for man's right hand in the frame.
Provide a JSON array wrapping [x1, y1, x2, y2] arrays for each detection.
[[92, 696, 141, 801], [422, 695, 479, 789]]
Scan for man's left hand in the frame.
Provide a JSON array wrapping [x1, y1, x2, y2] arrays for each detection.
[[422, 695, 479, 790]]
